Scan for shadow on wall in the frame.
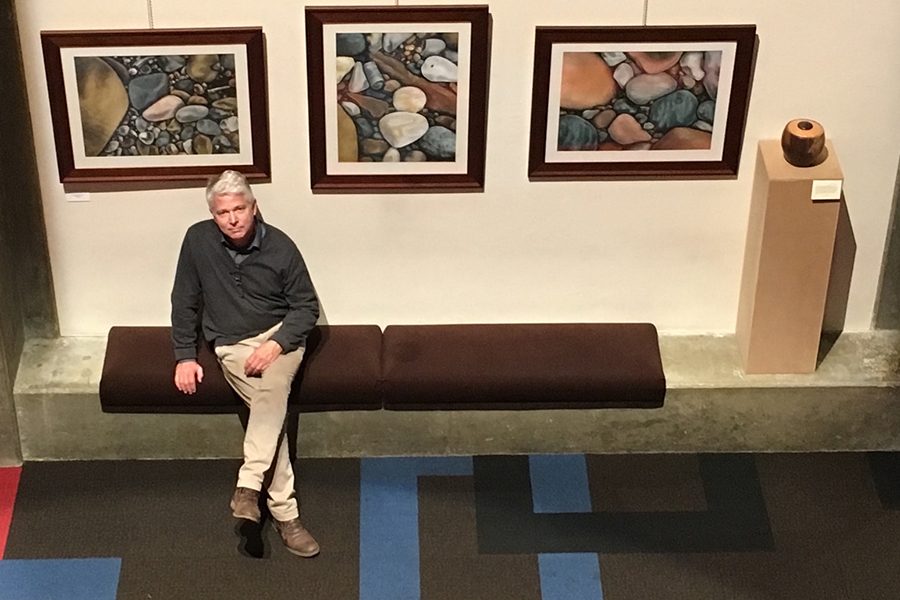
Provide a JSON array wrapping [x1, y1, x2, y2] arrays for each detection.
[[873, 158, 900, 329], [818, 196, 856, 365]]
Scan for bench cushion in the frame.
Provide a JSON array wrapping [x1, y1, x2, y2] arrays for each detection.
[[100, 325, 383, 413], [381, 323, 665, 409]]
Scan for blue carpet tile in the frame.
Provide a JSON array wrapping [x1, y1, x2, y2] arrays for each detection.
[[1, 453, 899, 599]]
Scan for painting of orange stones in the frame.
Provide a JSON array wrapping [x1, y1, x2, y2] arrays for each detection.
[[557, 50, 720, 152]]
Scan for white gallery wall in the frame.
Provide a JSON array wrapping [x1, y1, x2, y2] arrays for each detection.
[[13, 0, 900, 336]]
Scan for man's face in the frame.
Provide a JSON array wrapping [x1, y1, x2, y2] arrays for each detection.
[[211, 192, 257, 247]]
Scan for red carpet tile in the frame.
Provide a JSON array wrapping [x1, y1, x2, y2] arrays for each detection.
[[0, 467, 22, 559]]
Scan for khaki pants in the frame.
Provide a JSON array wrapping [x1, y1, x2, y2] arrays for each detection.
[[214, 323, 304, 521]]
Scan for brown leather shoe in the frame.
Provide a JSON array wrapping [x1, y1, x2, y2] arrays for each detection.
[[273, 518, 320, 557], [230, 487, 261, 523]]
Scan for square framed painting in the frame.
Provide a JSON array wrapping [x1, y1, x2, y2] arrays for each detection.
[[40, 27, 270, 184], [528, 25, 757, 180], [305, 5, 491, 193]]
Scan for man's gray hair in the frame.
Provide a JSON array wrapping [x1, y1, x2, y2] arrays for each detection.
[[206, 170, 254, 209]]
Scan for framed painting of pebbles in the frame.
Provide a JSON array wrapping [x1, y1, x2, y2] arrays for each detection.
[[40, 27, 270, 184], [305, 6, 491, 193], [528, 25, 757, 180]]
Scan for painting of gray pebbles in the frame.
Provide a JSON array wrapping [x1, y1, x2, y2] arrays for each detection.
[[558, 50, 721, 152], [73, 54, 240, 158], [334, 32, 459, 163]]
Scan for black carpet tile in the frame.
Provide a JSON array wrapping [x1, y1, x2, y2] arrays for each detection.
[[4, 452, 900, 600], [5, 459, 360, 600], [868, 451, 900, 509], [419, 476, 541, 600]]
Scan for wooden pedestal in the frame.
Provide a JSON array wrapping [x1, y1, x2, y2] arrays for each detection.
[[735, 140, 843, 374]]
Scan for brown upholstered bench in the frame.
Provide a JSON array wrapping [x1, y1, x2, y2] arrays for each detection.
[[382, 323, 665, 410], [99, 322, 665, 414], [100, 325, 383, 413]]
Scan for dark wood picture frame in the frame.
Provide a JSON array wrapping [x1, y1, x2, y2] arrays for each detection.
[[528, 25, 757, 180], [305, 5, 491, 193], [40, 27, 270, 184]]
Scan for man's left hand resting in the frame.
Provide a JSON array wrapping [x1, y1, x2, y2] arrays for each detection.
[[244, 339, 283, 376]]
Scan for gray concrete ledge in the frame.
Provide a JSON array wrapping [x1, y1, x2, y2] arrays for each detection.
[[12, 331, 900, 460]]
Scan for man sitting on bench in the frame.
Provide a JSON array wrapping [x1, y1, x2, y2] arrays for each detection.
[[171, 169, 321, 558]]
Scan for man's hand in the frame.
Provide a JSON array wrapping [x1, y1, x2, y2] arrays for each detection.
[[174, 360, 204, 394], [244, 340, 283, 376]]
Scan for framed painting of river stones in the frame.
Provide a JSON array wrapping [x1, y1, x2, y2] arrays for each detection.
[[305, 6, 491, 193], [528, 25, 757, 180], [40, 27, 270, 184]]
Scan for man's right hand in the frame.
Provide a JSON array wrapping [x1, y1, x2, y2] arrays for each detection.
[[174, 360, 204, 394]]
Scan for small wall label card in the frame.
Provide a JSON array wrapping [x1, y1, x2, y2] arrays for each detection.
[[811, 179, 843, 202]]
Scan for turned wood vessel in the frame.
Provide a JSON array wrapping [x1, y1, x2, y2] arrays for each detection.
[[781, 119, 828, 167]]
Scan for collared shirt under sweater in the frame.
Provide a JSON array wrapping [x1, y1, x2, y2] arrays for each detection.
[[170, 219, 319, 362]]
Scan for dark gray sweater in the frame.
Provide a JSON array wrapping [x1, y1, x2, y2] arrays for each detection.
[[170, 219, 319, 362]]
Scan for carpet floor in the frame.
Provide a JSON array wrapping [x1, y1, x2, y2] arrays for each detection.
[[1, 452, 899, 599]]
